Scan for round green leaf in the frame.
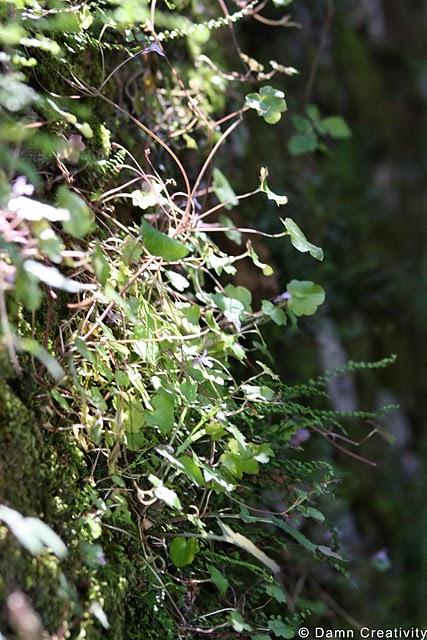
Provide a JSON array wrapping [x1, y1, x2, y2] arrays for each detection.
[[169, 536, 200, 568], [286, 280, 325, 317], [245, 86, 287, 125]]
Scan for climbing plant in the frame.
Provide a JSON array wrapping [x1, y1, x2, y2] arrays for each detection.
[[0, 1, 392, 638]]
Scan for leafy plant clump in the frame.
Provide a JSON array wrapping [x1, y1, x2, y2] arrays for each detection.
[[0, 1, 387, 638]]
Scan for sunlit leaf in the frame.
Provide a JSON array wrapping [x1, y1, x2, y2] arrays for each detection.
[[283, 218, 323, 261], [89, 603, 109, 630], [0, 505, 67, 559], [79, 6, 94, 30], [8, 196, 69, 221], [259, 167, 288, 206], [21, 35, 61, 55], [36, 226, 64, 263], [0, 73, 38, 111], [132, 183, 166, 209], [19, 337, 65, 382], [223, 284, 252, 311], [241, 384, 275, 401], [166, 270, 190, 291], [247, 241, 274, 276], [229, 611, 252, 633], [206, 251, 237, 275], [212, 292, 245, 329], [218, 521, 281, 574], [245, 86, 287, 125], [149, 475, 181, 511], [23, 260, 95, 293], [75, 121, 93, 139]]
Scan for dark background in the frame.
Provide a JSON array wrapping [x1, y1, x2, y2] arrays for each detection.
[[234, 0, 427, 627]]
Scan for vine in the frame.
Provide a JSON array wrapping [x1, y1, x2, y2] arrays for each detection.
[[0, 1, 393, 638]]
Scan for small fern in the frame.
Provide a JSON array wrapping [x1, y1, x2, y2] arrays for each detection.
[[96, 146, 127, 177], [152, 1, 258, 43]]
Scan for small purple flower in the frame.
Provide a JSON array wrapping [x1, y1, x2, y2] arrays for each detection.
[[105, 310, 121, 325], [289, 428, 311, 447], [192, 349, 213, 368], [97, 548, 107, 566], [371, 548, 391, 571], [142, 42, 165, 57], [275, 291, 291, 303], [12, 176, 34, 197]]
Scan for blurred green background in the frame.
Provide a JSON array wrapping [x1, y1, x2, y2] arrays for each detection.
[[232, 0, 427, 627]]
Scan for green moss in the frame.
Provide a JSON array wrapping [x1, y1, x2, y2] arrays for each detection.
[[0, 353, 165, 638]]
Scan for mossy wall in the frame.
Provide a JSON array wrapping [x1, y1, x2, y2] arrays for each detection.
[[0, 354, 167, 638]]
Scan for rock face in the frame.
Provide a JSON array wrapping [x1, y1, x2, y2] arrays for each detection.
[[0, 358, 65, 632], [315, 317, 358, 412], [0, 356, 147, 638]]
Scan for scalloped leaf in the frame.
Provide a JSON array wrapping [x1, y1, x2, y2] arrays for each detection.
[[286, 280, 325, 317], [245, 86, 287, 125]]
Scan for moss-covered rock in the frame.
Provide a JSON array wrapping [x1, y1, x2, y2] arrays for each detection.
[[0, 352, 173, 638]]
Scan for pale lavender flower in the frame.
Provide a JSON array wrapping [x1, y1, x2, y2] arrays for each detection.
[[275, 291, 291, 303], [289, 428, 311, 447], [143, 42, 165, 57], [12, 176, 34, 197], [371, 548, 391, 571]]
